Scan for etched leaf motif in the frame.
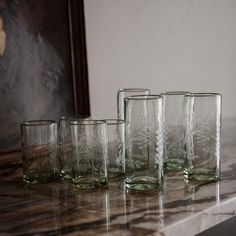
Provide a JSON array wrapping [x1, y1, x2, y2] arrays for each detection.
[[155, 129, 164, 164], [129, 125, 148, 149], [93, 141, 104, 174], [129, 117, 149, 170], [165, 124, 184, 159], [109, 138, 124, 169], [185, 109, 219, 170]]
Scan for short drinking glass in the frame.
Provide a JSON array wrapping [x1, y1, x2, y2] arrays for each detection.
[[70, 120, 108, 190], [21, 120, 58, 184]]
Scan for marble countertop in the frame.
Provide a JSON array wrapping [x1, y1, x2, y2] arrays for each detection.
[[1, 120, 236, 236]]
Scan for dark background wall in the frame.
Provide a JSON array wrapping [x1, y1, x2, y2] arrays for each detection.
[[0, 0, 75, 152]]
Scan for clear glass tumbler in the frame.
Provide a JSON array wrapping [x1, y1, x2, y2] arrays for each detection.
[[125, 95, 164, 190], [184, 93, 222, 182], [161, 91, 190, 171], [105, 119, 125, 179], [117, 88, 150, 120], [70, 120, 108, 190], [57, 116, 72, 179], [21, 120, 58, 184]]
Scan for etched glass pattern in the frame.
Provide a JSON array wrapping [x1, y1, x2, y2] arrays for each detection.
[[71, 120, 108, 190], [106, 119, 125, 179], [162, 91, 190, 171], [125, 95, 164, 190], [21, 120, 58, 184], [184, 93, 222, 182]]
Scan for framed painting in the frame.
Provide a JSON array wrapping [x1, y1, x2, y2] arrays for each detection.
[[0, 0, 90, 152]]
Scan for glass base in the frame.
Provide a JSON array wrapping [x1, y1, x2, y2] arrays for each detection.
[[125, 176, 160, 191], [60, 169, 72, 179], [72, 177, 107, 190], [184, 168, 219, 182], [108, 170, 125, 179], [164, 160, 185, 171], [23, 173, 58, 184]]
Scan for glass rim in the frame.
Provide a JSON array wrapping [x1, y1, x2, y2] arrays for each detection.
[[58, 115, 90, 120], [118, 88, 150, 93], [21, 120, 56, 126], [125, 94, 163, 100], [58, 116, 67, 120], [185, 92, 222, 97], [161, 91, 191, 96], [70, 119, 106, 126], [103, 119, 125, 125]]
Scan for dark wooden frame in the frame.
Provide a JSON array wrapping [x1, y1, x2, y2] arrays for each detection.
[[0, 0, 90, 153], [68, 0, 90, 117]]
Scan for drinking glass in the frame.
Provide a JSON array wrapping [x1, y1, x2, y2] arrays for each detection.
[[105, 119, 125, 179], [125, 95, 164, 190], [57, 116, 91, 178], [161, 91, 190, 171], [70, 120, 108, 190], [57, 116, 72, 179], [117, 88, 150, 120], [184, 93, 222, 182], [21, 120, 58, 184]]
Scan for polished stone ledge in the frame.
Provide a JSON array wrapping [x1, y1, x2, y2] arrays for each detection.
[[0, 119, 236, 235]]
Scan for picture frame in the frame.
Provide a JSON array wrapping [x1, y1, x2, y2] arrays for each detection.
[[0, 0, 90, 153], [69, 0, 90, 117]]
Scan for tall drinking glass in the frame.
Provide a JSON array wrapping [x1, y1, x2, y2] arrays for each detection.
[[161, 91, 190, 171], [125, 95, 164, 190], [105, 119, 125, 179], [117, 88, 150, 120], [21, 120, 58, 184], [184, 93, 222, 182], [70, 120, 108, 190]]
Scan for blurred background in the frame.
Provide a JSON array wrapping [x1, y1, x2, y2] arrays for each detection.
[[84, 0, 236, 120]]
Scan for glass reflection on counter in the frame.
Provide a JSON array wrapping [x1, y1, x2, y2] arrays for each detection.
[[21, 183, 64, 235], [184, 180, 221, 215], [125, 187, 165, 231], [19, 174, 222, 235], [75, 188, 111, 232]]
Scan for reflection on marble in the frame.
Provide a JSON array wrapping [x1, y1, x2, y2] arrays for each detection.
[[1, 120, 236, 235]]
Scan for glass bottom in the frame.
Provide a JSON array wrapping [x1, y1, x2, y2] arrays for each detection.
[[23, 173, 58, 184], [184, 168, 219, 182], [60, 168, 72, 180], [125, 176, 160, 191], [72, 177, 107, 190], [108, 168, 125, 179], [164, 159, 185, 171]]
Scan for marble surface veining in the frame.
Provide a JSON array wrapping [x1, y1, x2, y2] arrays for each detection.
[[1, 120, 236, 235]]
